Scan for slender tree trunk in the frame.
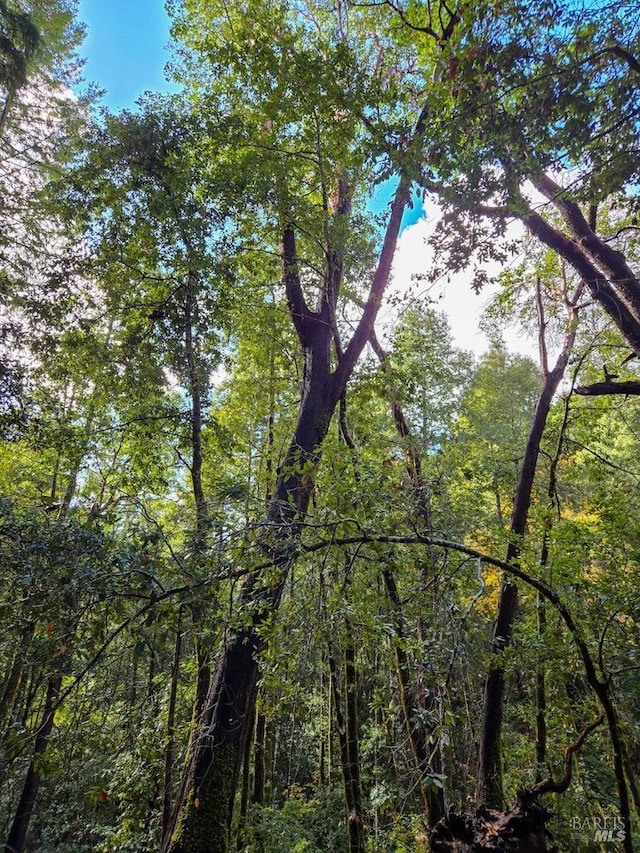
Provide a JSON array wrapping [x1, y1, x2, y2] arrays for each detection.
[[591, 684, 633, 853], [344, 621, 365, 853], [184, 268, 214, 720], [252, 713, 266, 805], [536, 364, 574, 783], [328, 631, 365, 853], [0, 623, 34, 732], [535, 580, 635, 853], [4, 642, 68, 853], [236, 705, 256, 849], [319, 727, 326, 786], [129, 642, 139, 707], [148, 640, 160, 711], [264, 290, 277, 505], [184, 270, 207, 525], [623, 747, 640, 823], [270, 722, 279, 803], [192, 624, 211, 719], [327, 664, 333, 782], [163, 624, 184, 838], [382, 564, 444, 825], [477, 282, 580, 807], [368, 330, 434, 530], [369, 331, 444, 824], [535, 593, 547, 781]]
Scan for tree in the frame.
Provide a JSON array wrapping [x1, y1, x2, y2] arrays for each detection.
[[0, 0, 85, 267], [477, 267, 584, 808], [0, 0, 87, 463], [160, 0, 463, 847], [2, 0, 640, 850], [0, 502, 130, 852]]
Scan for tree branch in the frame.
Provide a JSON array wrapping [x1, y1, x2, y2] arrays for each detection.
[[602, 44, 640, 77], [300, 529, 607, 693], [575, 380, 640, 396], [335, 97, 433, 389], [532, 173, 640, 324], [526, 715, 605, 797], [523, 208, 640, 354], [334, 176, 411, 388], [282, 226, 315, 345]]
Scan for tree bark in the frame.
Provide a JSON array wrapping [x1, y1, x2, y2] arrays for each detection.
[[163, 624, 184, 838], [252, 713, 266, 805], [0, 622, 34, 733], [477, 174, 640, 357], [520, 184, 640, 356], [575, 379, 640, 396], [236, 704, 255, 850], [535, 593, 547, 783]]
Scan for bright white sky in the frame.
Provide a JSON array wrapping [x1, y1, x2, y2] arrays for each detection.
[[390, 211, 535, 358]]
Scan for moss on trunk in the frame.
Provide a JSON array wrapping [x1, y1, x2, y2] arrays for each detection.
[[168, 738, 238, 853]]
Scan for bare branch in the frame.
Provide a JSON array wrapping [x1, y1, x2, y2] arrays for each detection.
[[575, 380, 640, 396], [527, 715, 605, 797]]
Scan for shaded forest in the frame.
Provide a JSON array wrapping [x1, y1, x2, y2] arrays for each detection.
[[1, 1, 640, 851]]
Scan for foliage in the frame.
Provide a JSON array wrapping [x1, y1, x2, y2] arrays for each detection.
[[2, 0, 640, 851], [240, 787, 346, 853]]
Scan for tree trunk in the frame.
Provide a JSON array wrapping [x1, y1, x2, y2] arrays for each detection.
[[252, 713, 266, 805], [477, 284, 580, 808], [0, 622, 34, 733], [5, 655, 65, 852], [328, 628, 366, 853], [163, 624, 184, 838], [535, 593, 546, 782], [162, 314, 338, 853], [192, 622, 211, 720], [236, 704, 256, 850], [382, 564, 444, 825]]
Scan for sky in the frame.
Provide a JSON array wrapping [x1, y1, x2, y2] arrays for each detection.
[[389, 217, 534, 357], [77, 0, 175, 110], [74, 1, 532, 358]]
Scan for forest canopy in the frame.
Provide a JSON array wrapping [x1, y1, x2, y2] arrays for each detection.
[[1, 1, 640, 852]]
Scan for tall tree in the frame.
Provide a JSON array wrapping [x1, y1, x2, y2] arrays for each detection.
[[160, 0, 462, 848], [477, 269, 584, 808]]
